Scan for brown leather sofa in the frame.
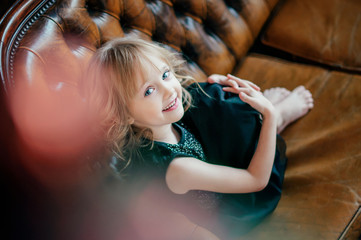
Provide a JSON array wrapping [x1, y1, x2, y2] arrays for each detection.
[[1, 0, 361, 239]]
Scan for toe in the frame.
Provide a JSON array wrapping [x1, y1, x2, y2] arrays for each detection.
[[282, 88, 291, 95], [294, 85, 306, 93]]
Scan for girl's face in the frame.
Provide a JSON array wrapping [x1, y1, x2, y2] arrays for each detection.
[[128, 55, 184, 133]]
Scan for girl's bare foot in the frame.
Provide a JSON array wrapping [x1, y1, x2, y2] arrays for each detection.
[[275, 86, 314, 133], [263, 87, 291, 105]]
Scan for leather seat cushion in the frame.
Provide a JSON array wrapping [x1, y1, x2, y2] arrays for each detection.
[[233, 53, 361, 239]]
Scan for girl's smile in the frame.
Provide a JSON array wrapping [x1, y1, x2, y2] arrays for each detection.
[[127, 55, 184, 141], [162, 97, 179, 112]]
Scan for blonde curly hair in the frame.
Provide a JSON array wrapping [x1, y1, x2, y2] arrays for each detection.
[[83, 38, 195, 173]]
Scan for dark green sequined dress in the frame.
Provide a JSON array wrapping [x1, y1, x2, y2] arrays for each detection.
[[128, 83, 288, 239]]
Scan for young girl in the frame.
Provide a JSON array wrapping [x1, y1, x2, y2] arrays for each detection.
[[85, 38, 313, 239]]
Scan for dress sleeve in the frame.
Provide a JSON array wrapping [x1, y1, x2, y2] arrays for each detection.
[[182, 83, 262, 168]]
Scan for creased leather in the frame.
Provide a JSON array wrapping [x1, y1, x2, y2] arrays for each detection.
[[262, 0, 361, 72], [234, 54, 361, 239]]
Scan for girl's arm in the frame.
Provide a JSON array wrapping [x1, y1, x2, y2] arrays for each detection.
[[166, 76, 278, 194]]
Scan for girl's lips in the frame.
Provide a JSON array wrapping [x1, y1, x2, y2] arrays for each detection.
[[162, 98, 179, 112]]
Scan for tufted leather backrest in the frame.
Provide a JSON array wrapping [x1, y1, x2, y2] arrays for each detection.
[[2, 0, 279, 91], [0, 0, 279, 160]]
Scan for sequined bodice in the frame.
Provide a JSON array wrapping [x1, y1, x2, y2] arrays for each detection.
[[163, 126, 207, 162]]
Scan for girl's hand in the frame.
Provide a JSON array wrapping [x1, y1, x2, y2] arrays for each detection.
[[225, 75, 274, 117], [207, 74, 261, 92]]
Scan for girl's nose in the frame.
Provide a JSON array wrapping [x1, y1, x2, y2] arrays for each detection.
[[160, 81, 174, 98]]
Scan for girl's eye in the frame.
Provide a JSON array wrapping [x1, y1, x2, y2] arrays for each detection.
[[145, 87, 155, 97], [162, 70, 170, 80]]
